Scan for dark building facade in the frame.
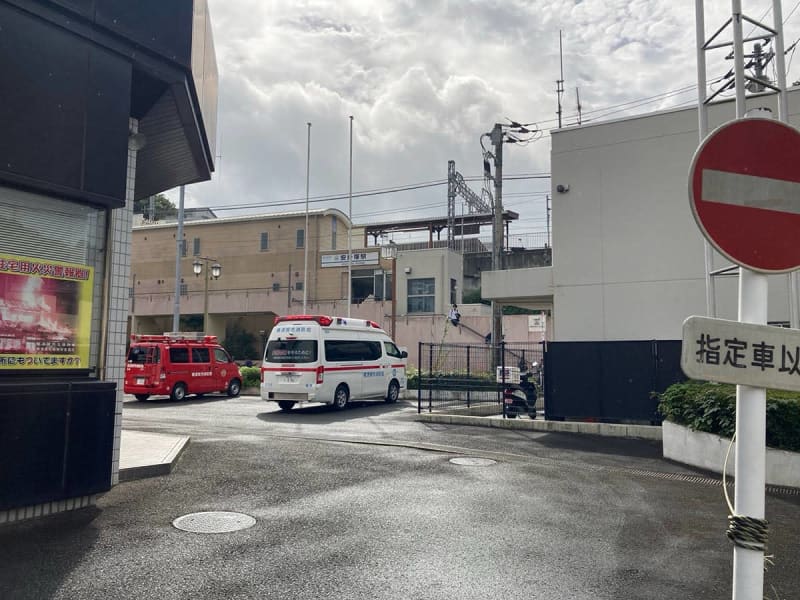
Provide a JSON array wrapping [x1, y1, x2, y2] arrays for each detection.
[[0, 0, 217, 522]]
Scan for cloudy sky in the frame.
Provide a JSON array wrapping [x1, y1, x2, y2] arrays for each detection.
[[174, 0, 800, 245]]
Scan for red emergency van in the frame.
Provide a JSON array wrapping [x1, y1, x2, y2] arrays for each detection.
[[124, 333, 242, 401]]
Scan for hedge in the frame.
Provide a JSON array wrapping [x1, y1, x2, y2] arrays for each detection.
[[239, 366, 261, 389], [656, 380, 800, 453]]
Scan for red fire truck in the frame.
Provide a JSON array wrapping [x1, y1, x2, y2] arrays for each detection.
[[124, 333, 242, 401]]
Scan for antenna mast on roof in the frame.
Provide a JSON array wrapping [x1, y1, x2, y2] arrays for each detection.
[[556, 30, 564, 129]]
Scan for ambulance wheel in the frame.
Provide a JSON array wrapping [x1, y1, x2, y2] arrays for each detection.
[[170, 382, 187, 402], [227, 378, 241, 397], [385, 380, 400, 403], [332, 384, 349, 410], [134, 394, 149, 402], [278, 401, 295, 411]]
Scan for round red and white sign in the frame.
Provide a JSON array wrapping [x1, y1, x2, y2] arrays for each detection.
[[689, 117, 800, 273]]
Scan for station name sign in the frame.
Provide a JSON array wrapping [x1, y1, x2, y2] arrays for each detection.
[[681, 315, 800, 391], [321, 251, 379, 268]]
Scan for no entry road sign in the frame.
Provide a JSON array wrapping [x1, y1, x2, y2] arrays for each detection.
[[689, 117, 800, 273]]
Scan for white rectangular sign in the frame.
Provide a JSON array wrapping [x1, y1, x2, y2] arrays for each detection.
[[321, 251, 379, 268], [681, 315, 800, 391]]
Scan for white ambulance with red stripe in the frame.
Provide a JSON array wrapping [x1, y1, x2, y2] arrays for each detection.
[[261, 315, 407, 411]]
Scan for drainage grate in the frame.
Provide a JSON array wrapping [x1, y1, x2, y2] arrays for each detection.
[[450, 457, 497, 466], [622, 468, 800, 497], [172, 511, 256, 534]]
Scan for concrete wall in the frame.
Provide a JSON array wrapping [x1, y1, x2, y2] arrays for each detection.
[[487, 91, 800, 341], [397, 247, 463, 316], [341, 300, 548, 369]]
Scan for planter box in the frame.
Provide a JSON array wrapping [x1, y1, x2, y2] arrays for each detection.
[[662, 420, 800, 488]]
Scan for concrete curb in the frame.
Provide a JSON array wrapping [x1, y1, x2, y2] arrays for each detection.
[[119, 431, 190, 482], [416, 413, 662, 441], [662, 420, 800, 488]]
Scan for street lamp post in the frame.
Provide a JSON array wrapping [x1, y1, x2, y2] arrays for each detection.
[[192, 257, 222, 333], [381, 242, 397, 339]]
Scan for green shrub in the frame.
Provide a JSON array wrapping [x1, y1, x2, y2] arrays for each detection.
[[407, 366, 419, 390], [656, 380, 800, 452], [239, 366, 261, 389]]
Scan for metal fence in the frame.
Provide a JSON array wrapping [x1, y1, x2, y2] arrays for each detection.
[[417, 341, 543, 414]]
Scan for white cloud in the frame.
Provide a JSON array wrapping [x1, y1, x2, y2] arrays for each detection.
[[175, 0, 798, 240]]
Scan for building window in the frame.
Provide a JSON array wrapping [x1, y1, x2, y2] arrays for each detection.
[[193, 237, 201, 256], [450, 278, 457, 305], [260, 232, 269, 251], [408, 278, 435, 313], [296, 229, 305, 248], [180, 239, 187, 257], [272, 282, 281, 292], [295, 281, 304, 291], [331, 216, 337, 249], [373, 270, 393, 301], [351, 269, 373, 303], [180, 283, 188, 296]]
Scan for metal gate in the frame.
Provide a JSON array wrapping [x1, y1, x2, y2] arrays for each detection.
[[417, 341, 543, 414], [543, 340, 683, 423]]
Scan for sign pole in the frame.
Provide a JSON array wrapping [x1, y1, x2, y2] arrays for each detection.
[[731, 2, 766, 598]]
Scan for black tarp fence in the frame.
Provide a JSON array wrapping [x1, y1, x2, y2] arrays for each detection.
[[543, 340, 684, 424]]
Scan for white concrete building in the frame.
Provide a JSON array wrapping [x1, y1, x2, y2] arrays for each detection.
[[483, 90, 800, 341]]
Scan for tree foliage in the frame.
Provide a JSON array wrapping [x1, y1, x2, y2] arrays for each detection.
[[134, 193, 177, 221], [223, 323, 259, 361]]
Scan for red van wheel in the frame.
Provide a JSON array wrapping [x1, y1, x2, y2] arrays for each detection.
[[227, 379, 241, 397], [170, 383, 187, 402]]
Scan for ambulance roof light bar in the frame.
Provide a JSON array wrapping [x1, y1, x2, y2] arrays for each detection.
[[275, 315, 334, 326], [274, 315, 385, 329]]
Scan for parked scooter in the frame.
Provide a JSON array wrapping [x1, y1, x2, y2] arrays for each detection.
[[503, 362, 539, 419]]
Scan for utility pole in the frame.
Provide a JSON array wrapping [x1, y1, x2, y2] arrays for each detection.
[[171, 185, 185, 332], [482, 119, 537, 350], [545, 194, 551, 248], [489, 124, 504, 350], [556, 30, 564, 129], [303, 122, 311, 313], [575, 87, 582, 125]]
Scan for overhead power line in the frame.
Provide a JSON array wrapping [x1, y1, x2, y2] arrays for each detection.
[[206, 173, 550, 213]]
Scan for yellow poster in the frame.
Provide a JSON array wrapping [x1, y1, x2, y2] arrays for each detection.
[[0, 253, 94, 369]]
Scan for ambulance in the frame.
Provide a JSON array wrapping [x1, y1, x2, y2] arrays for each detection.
[[125, 333, 242, 402], [261, 314, 407, 411]]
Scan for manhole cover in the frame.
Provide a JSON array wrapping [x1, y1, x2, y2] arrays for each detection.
[[172, 511, 256, 534], [449, 457, 497, 466]]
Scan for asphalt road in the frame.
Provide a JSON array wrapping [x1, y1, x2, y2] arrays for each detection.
[[1, 394, 798, 599]]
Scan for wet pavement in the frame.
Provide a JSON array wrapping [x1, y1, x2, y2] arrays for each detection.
[[1, 395, 797, 599]]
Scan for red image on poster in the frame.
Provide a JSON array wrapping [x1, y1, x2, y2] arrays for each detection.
[[0, 254, 93, 369]]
